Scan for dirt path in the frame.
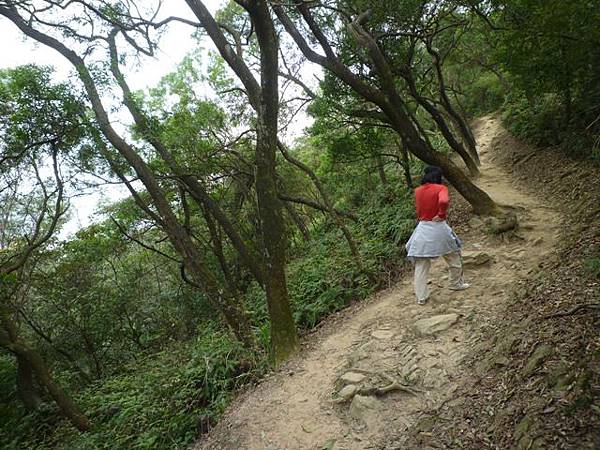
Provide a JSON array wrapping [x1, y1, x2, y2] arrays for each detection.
[[195, 117, 562, 450]]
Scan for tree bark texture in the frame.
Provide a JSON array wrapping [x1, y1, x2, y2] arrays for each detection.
[[242, 0, 299, 363], [186, 0, 302, 362]]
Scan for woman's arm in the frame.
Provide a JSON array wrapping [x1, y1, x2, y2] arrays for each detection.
[[436, 185, 449, 219]]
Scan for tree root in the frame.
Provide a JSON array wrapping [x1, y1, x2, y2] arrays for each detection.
[[332, 373, 423, 404], [543, 303, 600, 319], [476, 206, 520, 235], [357, 381, 421, 397], [359, 373, 423, 397]]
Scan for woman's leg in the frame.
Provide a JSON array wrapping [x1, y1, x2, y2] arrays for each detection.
[[442, 251, 469, 290], [414, 257, 431, 304]]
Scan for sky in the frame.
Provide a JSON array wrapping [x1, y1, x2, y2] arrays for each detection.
[[0, 0, 226, 237]]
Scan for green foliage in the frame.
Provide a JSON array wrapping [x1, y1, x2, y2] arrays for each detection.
[[494, 0, 600, 104], [0, 36, 421, 450], [461, 73, 505, 117], [239, 183, 414, 331], [501, 92, 563, 146], [0, 353, 17, 410], [0, 65, 86, 155], [1, 168, 416, 450], [502, 90, 600, 160], [0, 330, 264, 450], [5, 1, 600, 447], [287, 185, 414, 329], [476, 0, 600, 159]]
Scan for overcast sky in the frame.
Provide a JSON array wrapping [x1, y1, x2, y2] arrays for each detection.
[[0, 1, 225, 238]]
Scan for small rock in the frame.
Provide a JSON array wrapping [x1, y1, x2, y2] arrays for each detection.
[[485, 212, 518, 234], [419, 358, 439, 369], [492, 356, 510, 367], [371, 329, 395, 340], [340, 371, 366, 385], [496, 332, 521, 355], [462, 250, 494, 267], [338, 384, 359, 401], [413, 314, 459, 335], [468, 217, 484, 228], [514, 415, 532, 441], [322, 439, 336, 450], [522, 345, 554, 377], [349, 395, 384, 421], [415, 416, 437, 432]]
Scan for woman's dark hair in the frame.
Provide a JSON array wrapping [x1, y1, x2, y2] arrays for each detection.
[[421, 166, 443, 185]]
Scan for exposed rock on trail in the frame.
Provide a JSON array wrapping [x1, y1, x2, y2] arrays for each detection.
[[413, 313, 459, 335], [194, 117, 563, 450]]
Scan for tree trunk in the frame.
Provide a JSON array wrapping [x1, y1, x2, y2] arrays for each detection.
[[404, 73, 479, 175], [200, 204, 238, 293], [349, 23, 492, 211], [402, 121, 497, 214], [255, 133, 299, 363], [274, 5, 498, 215], [1, 308, 91, 431], [106, 32, 267, 289], [283, 201, 310, 242], [375, 154, 388, 186], [381, 101, 497, 213], [395, 138, 414, 188], [4, 10, 258, 349], [249, 0, 299, 363], [12, 342, 91, 431], [16, 355, 43, 412], [426, 43, 480, 165]]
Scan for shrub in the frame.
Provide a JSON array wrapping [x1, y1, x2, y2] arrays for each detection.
[[502, 92, 563, 147], [463, 72, 506, 117]]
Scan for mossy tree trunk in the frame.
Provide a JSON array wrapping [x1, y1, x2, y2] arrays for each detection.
[[245, 0, 299, 363]]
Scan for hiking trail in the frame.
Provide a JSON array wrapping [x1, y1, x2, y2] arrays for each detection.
[[195, 116, 562, 450]]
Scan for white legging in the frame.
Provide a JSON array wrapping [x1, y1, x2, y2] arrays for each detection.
[[413, 251, 464, 302]]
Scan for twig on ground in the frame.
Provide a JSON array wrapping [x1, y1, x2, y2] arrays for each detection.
[[543, 303, 600, 319]]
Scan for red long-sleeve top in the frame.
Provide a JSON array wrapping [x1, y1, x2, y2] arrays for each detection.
[[415, 183, 449, 221]]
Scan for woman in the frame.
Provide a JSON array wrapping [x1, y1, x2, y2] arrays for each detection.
[[405, 166, 469, 305]]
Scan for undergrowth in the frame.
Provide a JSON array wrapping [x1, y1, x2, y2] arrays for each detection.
[[502, 91, 600, 162], [1, 329, 264, 450]]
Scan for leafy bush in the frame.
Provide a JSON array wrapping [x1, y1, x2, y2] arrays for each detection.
[[462, 72, 506, 117], [502, 92, 563, 147], [502, 91, 600, 162], [244, 184, 414, 331]]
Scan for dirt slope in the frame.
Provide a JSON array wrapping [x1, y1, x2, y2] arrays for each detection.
[[194, 117, 563, 450]]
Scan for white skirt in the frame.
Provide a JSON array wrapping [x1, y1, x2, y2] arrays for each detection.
[[405, 221, 462, 261]]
